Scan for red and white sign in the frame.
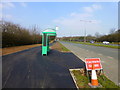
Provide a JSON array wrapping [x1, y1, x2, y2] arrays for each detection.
[[85, 58, 102, 70]]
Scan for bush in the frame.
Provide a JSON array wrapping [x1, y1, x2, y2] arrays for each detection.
[[1, 21, 42, 48]]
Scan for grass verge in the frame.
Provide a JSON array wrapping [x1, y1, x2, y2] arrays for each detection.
[[2, 44, 41, 56], [50, 41, 70, 52], [71, 69, 119, 88], [72, 70, 90, 88], [64, 41, 120, 49]]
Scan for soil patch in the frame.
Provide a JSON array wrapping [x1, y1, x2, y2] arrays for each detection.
[[2, 44, 41, 56]]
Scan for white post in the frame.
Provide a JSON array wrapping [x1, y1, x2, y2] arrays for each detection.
[[56, 26, 59, 30]]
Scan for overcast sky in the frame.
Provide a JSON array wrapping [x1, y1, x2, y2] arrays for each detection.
[[1, 2, 118, 37]]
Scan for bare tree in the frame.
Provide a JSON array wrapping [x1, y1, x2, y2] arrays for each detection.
[[95, 32, 101, 38], [109, 28, 116, 34], [2, 21, 42, 48]]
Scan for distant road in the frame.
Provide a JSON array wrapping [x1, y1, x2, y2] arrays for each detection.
[[60, 41, 119, 85]]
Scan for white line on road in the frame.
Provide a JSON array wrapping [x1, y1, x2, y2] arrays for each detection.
[[101, 61, 105, 63], [29, 70, 31, 73], [107, 56, 114, 59], [3, 68, 13, 88], [27, 75, 29, 79], [98, 54, 103, 56]]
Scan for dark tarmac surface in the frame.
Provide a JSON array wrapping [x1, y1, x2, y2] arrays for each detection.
[[2, 44, 85, 88]]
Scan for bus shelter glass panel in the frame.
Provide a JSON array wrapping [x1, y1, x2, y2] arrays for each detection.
[[43, 34, 46, 46]]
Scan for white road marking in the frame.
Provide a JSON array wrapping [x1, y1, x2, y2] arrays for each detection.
[[3, 68, 13, 88], [86, 50, 88, 51], [29, 70, 31, 72], [101, 61, 105, 63], [27, 75, 29, 79], [98, 54, 102, 56], [107, 56, 114, 59]]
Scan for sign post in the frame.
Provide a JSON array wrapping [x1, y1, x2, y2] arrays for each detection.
[[85, 58, 103, 83]]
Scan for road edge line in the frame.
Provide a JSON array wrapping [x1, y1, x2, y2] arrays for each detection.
[[59, 41, 85, 62]]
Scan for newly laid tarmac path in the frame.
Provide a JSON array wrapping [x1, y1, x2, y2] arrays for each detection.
[[2, 43, 85, 88]]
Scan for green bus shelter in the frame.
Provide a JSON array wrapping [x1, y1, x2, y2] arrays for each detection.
[[42, 28, 56, 56]]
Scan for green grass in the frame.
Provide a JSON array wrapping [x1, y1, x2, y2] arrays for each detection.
[[64, 41, 120, 49], [72, 70, 90, 88], [98, 75, 119, 88], [72, 70, 119, 88], [59, 42, 70, 52]]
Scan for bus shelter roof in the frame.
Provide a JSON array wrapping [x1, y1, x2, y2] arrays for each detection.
[[42, 28, 56, 34]]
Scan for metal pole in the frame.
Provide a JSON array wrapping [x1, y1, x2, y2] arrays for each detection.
[[80, 20, 92, 42], [84, 22, 86, 42]]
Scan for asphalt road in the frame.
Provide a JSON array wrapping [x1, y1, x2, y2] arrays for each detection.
[[2, 44, 85, 88], [60, 41, 119, 85]]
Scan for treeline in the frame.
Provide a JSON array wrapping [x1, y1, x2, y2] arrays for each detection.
[[60, 29, 120, 43], [1, 21, 42, 48], [60, 36, 96, 42], [96, 30, 120, 42]]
